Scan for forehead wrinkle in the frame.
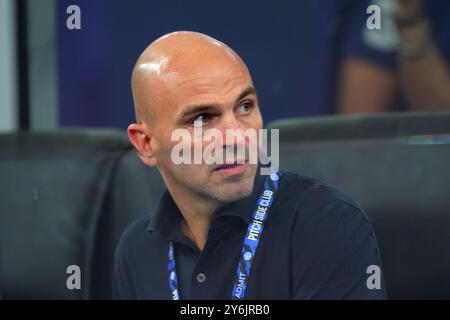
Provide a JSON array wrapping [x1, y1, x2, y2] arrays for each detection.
[[168, 66, 250, 92], [174, 77, 249, 105], [174, 81, 255, 118]]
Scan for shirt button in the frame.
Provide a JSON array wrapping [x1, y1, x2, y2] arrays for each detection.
[[196, 273, 206, 283]]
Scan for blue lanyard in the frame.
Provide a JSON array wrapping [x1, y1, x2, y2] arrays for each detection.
[[168, 170, 280, 300]]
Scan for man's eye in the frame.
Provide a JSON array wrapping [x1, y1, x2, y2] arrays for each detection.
[[237, 102, 253, 114], [192, 113, 210, 125]]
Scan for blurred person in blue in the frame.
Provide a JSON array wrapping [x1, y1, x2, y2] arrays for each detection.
[[339, 0, 450, 113], [395, 0, 450, 110]]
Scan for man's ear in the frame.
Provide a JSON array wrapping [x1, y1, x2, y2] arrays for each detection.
[[127, 123, 158, 167]]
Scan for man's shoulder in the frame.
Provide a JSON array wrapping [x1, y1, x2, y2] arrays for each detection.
[[280, 170, 378, 260], [279, 173, 384, 299]]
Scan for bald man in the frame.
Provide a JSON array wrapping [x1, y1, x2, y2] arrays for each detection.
[[113, 31, 385, 300]]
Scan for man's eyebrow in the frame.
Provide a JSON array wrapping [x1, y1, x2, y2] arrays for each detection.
[[176, 105, 219, 123], [235, 86, 258, 103], [176, 86, 258, 123]]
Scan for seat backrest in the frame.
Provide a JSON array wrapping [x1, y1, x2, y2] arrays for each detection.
[[0, 129, 130, 299], [269, 111, 450, 143], [90, 148, 165, 298]]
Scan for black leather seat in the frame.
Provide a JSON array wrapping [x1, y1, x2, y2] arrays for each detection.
[[0, 129, 164, 299], [90, 144, 165, 298], [268, 111, 450, 299]]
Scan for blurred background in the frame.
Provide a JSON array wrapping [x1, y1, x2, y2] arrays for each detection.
[[1, 0, 449, 131], [0, 0, 449, 300]]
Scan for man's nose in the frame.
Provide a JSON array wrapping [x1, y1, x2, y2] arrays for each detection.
[[218, 113, 247, 155], [219, 112, 242, 132]]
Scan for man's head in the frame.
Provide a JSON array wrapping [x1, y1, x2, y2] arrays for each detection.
[[128, 31, 263, 207]]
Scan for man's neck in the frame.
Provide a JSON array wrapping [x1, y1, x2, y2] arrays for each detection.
[[167, 185, 222, 251]]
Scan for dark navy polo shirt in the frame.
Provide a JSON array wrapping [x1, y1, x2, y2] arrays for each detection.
[[113, 170, 385, 300]]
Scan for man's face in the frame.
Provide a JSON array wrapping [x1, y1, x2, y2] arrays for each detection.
[[148, 56, 263, 204]]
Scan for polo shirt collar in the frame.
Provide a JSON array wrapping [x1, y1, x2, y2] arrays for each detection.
[[146, 189, 182, 240], [214, 171, 265, 224], [146, 168, 267, 240]]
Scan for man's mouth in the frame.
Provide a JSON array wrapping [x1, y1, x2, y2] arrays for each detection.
[[213, 161, 247, 175]]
